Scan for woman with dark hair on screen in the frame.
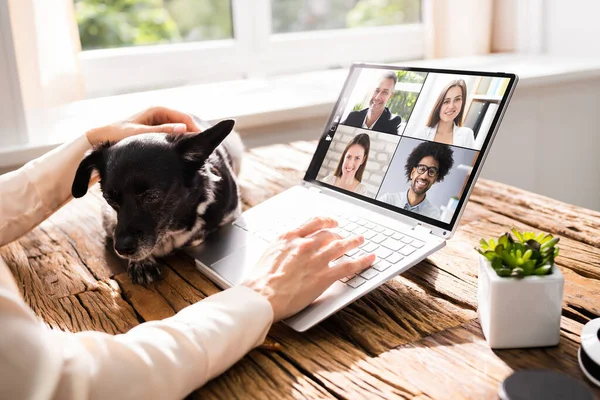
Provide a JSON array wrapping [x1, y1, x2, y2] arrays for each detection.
[[412, 79, 475, 148], [322, 133, 370, 196]]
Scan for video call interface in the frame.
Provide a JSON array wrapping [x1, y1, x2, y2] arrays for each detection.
[[314, 66, 512, 225]]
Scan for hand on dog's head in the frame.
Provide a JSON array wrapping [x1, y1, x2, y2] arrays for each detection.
[[72, 119, 235, 262]]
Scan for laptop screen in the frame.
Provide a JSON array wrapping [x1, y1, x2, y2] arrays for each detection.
[[304, 63, 517, 234]]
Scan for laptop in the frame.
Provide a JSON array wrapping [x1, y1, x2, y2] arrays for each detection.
[[187, 63, 518, 332]]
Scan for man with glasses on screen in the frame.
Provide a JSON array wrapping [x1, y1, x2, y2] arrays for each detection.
[[377, 141, 454, 220]]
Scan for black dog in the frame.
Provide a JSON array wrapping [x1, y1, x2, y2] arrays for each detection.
[[71, 119, 243, 285]]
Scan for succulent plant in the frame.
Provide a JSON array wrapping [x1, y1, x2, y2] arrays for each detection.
[[476, 228, 560, 278]]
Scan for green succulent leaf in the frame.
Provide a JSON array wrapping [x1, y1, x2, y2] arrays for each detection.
[[541, 237, 559, 250], [495, 244, 504, 256], [533, 264, 552, 275], [484, 251, 497, 262], [477, 229, 560, 278], [501, 251, 518, 268], [526, 239, 541, 252], [511, 228, 525, 243], [522, 260, 536, 275], [495, 268, 512, 277], [499, 234, 509, 248], [512, 267, 525, 277], [491, 257, 503, 270]]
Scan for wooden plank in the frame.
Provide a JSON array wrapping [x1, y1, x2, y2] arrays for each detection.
[[372, 320, 599, 399], [261, 275, 478, 398], [320, 276, 476, 355], [1, 140, 598, 399], [470, 179, 600, 247], [193, 352, 337, 400]]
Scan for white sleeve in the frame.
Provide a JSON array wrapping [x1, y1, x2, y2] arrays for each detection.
[[407, 126, 429, 140], [0, 136, 92, 246], [0, 271, 274, 400], [458, 127, 475, 148], [321, 174, 335, 184], [377, 192, 391, 202], [355, 183, 370, 196]]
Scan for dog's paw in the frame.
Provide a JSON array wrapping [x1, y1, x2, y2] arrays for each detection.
[[127, 257, 163, 286]]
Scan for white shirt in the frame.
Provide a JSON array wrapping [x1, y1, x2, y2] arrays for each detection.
[[377, 190, 441, 220], [410, 123, 476, 149], [0, 136, 274, 399], [361, 112, 381, 129], [322, 174, 369, 196]]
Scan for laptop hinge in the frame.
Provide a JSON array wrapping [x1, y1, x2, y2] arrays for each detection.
[[413, 224, 432, 235], [308, 186, 321, 194]]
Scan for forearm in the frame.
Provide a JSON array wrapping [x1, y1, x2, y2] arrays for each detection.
[[0, 283, 273, 400], [0, 135, 92, 246]]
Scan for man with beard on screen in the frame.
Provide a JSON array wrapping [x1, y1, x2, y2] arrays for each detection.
[[377, 141, 454, 220]]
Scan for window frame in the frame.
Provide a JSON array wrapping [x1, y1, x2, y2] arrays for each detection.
[[78, 0, 426, 98], [0, 0, 27, 147]]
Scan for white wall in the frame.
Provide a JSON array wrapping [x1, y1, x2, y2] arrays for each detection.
[[544, 0, 600, 56], [480, 77, 600, 211]]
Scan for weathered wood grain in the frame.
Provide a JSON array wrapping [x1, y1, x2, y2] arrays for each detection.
[[1, 140, 598, 399], [194, 351, 337, 400], [470, 179, 600, 247]]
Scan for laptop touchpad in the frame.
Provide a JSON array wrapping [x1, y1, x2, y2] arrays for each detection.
[[209, 236, 269, 286]]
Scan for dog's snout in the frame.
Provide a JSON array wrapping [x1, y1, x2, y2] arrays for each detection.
[[115, 236, 137, 256]]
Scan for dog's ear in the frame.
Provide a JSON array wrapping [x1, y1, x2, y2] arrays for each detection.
[[173, 119, 235, 166], [71, 146, 108, 198]]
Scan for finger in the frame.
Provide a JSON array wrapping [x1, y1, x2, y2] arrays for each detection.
[[151, 107, 201, 132], [283, 217, 337, 239], [146, 123, 188, 134], [327, 253, 376, 282], [307, 229, 341, 246], [320, 235, 364, 261]]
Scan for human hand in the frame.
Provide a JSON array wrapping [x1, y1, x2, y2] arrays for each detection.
[[85, 106, 201, 146], [241, 217, 376, 322]]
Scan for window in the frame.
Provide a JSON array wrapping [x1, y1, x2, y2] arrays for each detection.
[[270, 0, 421, 34], [75, 0, 234, 50], [76, 0, 424, 98]]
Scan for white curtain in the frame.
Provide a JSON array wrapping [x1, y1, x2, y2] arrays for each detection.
[[424, 0, 516, 59], [8, 0, 83, 110]]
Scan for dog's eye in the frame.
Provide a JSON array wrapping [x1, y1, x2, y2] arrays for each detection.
[[139, 190, 161, 202], [134, 183, 149, 196]]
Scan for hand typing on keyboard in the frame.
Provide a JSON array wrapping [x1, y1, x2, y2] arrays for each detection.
[[241, 216, 376, 321]]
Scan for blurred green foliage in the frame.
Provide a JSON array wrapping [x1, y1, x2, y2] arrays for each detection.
[[75, 0, 232, 50], [348, 0, 421, 28], [164, 0, 232, 43], [75, 0, 180, 50], [272, 0, 420, 33], [76, 0, 420, 50]]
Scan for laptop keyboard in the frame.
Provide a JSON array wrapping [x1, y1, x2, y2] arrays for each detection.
[[233, 211, 425, 289]]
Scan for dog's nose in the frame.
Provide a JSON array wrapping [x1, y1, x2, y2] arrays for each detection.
[[115, 236, 137, 256]]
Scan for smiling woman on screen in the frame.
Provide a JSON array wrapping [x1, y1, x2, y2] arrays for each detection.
[[411, 79, 475, 149], [322, 133, 370, 196]]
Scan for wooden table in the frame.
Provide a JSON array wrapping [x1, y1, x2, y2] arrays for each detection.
[[2, 141, 599, 399]]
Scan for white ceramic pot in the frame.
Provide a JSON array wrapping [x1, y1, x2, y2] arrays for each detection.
[[477, 254, 564, 349]]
